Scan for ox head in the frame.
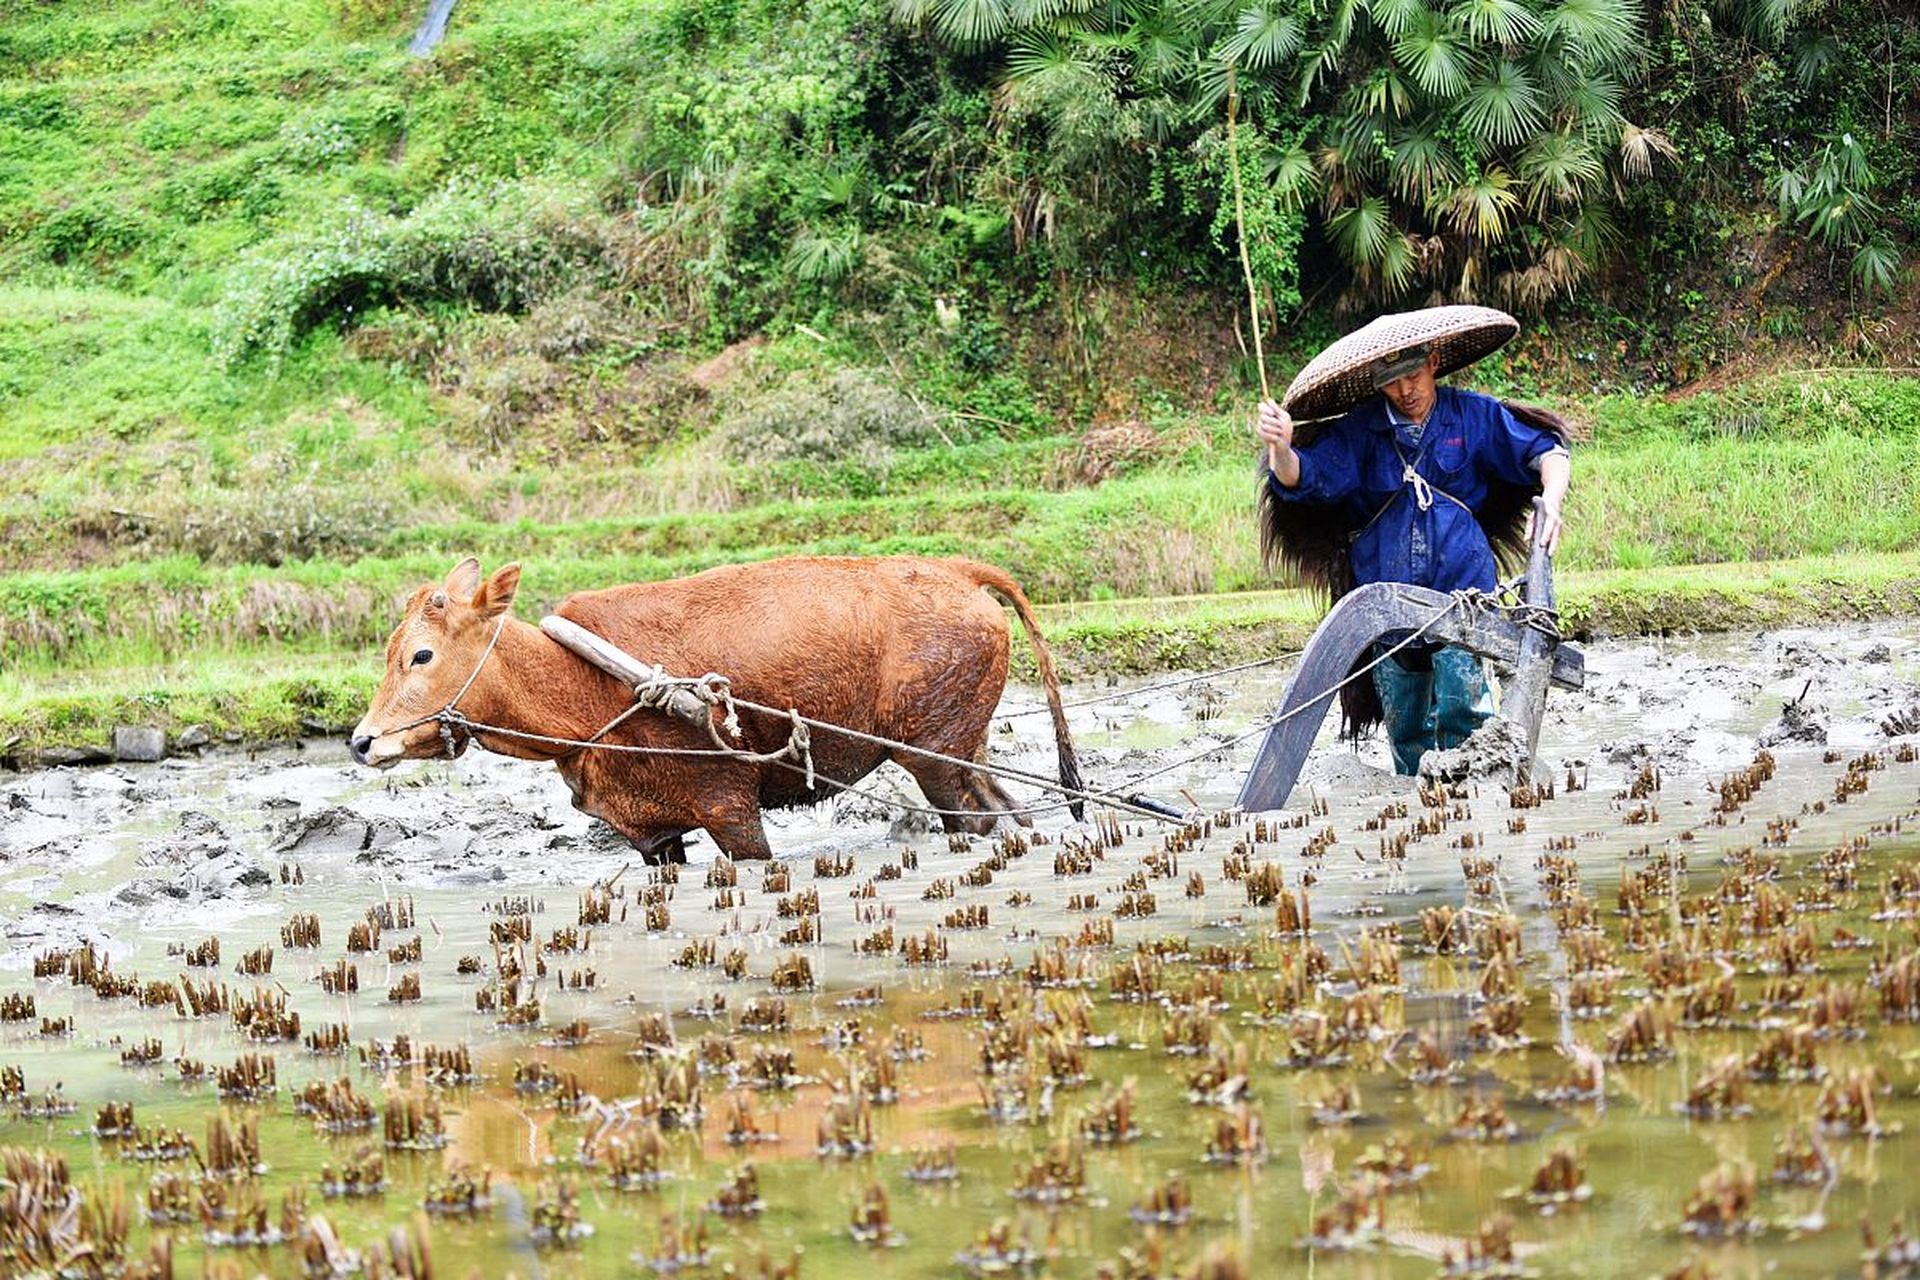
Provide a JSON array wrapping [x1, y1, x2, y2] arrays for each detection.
[[349, 557, 521, 768]]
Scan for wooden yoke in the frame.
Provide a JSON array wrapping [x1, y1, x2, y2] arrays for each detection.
[[540, 615, 714, 728], [1237, 500, 1580, 811]]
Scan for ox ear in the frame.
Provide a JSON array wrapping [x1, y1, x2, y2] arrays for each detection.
[[444, 557, 483, 601], [473, 562, 521, 620]]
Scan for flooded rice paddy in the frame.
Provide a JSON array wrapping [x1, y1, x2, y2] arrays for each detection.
[[4, 623, 1920, 1279]]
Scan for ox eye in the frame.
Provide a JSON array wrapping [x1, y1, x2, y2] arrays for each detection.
[[412, 649, 434, 667]]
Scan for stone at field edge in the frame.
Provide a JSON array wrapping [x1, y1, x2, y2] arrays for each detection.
[[40, 745, 112, 767], [112, 725, 167, 763]]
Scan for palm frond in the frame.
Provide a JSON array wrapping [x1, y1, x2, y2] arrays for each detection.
[[1266, 139, 1322, 208], [1386, 126, 1462, 202], [786, 228, 865, 286], [1456, 58, 1543, 148], [1497, 239, 1586, 310], [1134, 23, 1192, 87], [1829, 130, 1874, 190], [1435, 166, 1519, 241], [1222, 2, 1304, 69], [1355, 64, 1414, 119], [1005, 28, 1081, 82], [813, 162, 868, 212], [931, 0, 1014, 45], [1617, 122, 1675, 180], [1851, 233, 1900, 298], [1518, 131, 1601, 211], [1364, 0, 1430, 38], [1327, 192, 1399, 268], [1003, 30, 1123, 149], [1800, 193, 1873, 246], [892, 0, 935, 27], [1559, 70, 1624, 137], [1563, 199, 1620, 263], [1767, 164, 1808, 215], [1194, 54, 1236, 117], [1315, 133, 1379, 210], [1713, 0, 1801, 42], [1328, 107, 1391, 175], [1324, 0, 1363, 48], [1007, 0, 1082, 24], [1539, 0, 1639, 71], [1376, 227, 1419, 293], [1172, 0, 1243, 29], [1295, 0, 1364, 105], [1392, 9, 1477, 97], [1787, 30, 1839, 87], [1450, 0, 1539, 45]]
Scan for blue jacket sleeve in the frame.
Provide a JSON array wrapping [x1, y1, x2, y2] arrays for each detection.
[[1480, 397, 1560, 489], [1267, 426, 1361, 505]]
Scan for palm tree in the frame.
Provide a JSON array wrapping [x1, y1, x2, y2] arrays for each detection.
[[892, 0, 1678, 309]]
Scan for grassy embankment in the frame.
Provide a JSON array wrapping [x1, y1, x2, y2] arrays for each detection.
[[2, 0, 1916, 758]]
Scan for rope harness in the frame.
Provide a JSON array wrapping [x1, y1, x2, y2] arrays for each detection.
[[367, 587, 1549, 827]]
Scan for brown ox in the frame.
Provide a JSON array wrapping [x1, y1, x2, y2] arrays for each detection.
[[349, 556, 1083, 863]]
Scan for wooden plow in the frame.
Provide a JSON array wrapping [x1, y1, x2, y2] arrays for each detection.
[[1238, 500, 1584, 812]]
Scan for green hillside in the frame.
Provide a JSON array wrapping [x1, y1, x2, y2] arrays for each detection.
[[1, 0, 1916, 754]]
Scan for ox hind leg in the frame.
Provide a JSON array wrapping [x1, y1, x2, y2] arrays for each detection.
[[895, 753, 1024, 835], [966, 770, 1030, 829]]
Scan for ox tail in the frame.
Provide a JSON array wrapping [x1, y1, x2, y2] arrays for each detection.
[[962, 560, 1086, 822]]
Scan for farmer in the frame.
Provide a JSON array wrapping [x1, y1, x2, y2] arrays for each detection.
[[1254, 306, 1571, 775]]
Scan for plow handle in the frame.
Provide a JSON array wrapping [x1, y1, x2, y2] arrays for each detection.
[[1502, 496, 1558, 778]]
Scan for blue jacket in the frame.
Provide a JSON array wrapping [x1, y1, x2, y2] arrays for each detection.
[[1266, 387, 1559, 593]]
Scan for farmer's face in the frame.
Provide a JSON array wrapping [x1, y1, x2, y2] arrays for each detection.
[[1381, 353, 1440, 424]]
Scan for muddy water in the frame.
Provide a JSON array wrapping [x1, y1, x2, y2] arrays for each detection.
[[3, 623, 1919, 1277]]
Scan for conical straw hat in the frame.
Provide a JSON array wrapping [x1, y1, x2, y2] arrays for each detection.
[[1282, 304, 1519, 422]]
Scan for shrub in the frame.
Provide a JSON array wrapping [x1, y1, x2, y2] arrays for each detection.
[[278, 116, 360, 169], [209, 179, 621, 367], [72, 486, 402, 568], [330, 0, 414, 33], [34, 198, 151, 266], [719, 367, 941, 467], [525, 288, 649, 361]]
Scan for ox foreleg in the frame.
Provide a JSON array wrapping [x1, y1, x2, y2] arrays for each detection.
[[635, 832, 687, 866], [573, 771, 773, 862], [565, 784, 691, 866], [701, 804, 774, 862]]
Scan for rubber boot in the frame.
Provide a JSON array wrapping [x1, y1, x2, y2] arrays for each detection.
[[1431, 646, 1494, 750], [1372, 650, 1436, 776]]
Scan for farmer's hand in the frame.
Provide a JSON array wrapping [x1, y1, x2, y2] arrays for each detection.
[[1256, 399, 1300, 487], [1529, 451, 1571, 555], [1527, 499, 1564, 557]]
